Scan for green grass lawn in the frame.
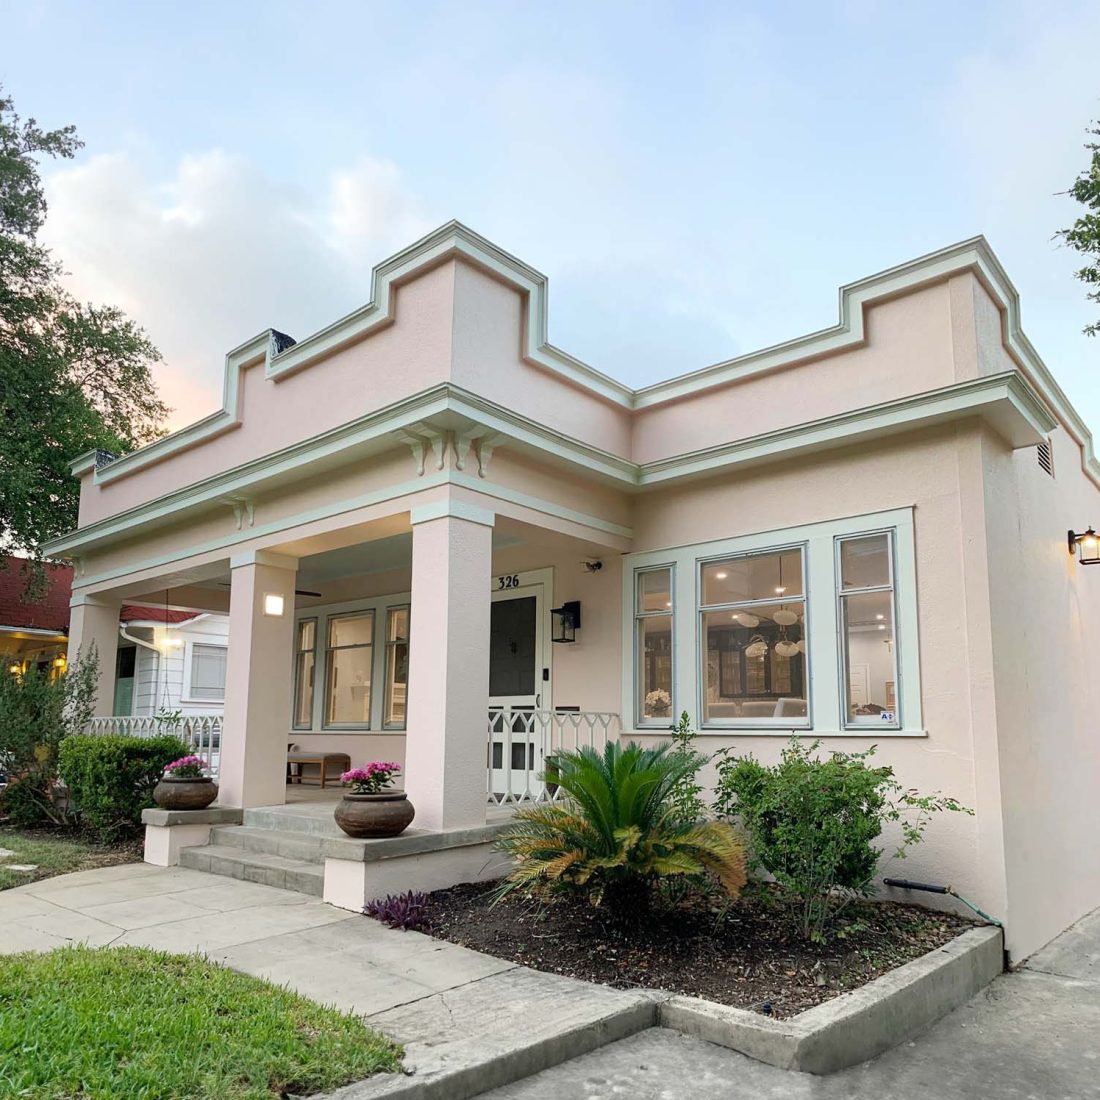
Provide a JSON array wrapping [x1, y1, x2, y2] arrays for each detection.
[[0, 946, 403, 1099], [0, 826, 140, 890]]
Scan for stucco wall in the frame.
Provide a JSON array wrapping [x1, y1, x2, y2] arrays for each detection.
[[624, 425, 1006, 928], [977, 422, 1100, 960]]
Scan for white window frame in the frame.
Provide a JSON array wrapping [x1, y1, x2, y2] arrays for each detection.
[[633, 563, 677, 728], [292, 592, 411, 734], [181, 640, 228, 705], [696, 543, 811, 730], [836, 529, 901, 731], [382, 604, 410, 731], [292, 617, 317, 731], [621, 507, 923, 737]]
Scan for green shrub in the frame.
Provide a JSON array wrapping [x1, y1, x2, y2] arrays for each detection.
[[0, 651, 98, 825], [58, 734, 189, 838], [714, 738, 971, 942], [666, 710, 707, 824], [495, 741, 746, 920]]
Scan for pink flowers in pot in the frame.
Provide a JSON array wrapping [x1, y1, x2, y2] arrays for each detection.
[[341, 761, 402, 794], [163, 755, 208, 779]]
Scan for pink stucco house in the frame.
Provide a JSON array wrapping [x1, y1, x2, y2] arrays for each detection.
[[47, 223, 1100, 962]]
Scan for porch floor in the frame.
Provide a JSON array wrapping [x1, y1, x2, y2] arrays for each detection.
[[277, 784, 518, 824]]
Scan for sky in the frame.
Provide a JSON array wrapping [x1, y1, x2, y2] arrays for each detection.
[[2, 0, 1098, 433]]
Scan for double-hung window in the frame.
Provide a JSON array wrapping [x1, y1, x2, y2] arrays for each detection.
[[837, 532, 900, 728], [188, 643, 227, 702], [699, 547, 808, 727], [383, 606, 410, 730], [292, 619, 317, 730], [324, 611, 374, 727], [635, 567, 674, 725], [625, 507, 920, 736]]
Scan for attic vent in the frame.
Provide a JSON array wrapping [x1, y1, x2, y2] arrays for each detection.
[[1037, 439, 1054, 477]]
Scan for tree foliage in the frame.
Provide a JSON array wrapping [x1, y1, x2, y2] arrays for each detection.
[[0, 650, 98, 825], [1058, 122, 1100, 337], [0, 87, 168, 562]]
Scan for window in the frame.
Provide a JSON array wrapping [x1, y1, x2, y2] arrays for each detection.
[[292, 619, 316, 730], [324, 611, 374, 727], [188, 643, 227, 702], [837, 532, 899, 727], [383, 606, 410, 729], [635, 567, 674, 724], [699, 548, 808, 726]]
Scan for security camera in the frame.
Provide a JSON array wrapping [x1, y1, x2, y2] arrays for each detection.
[[582, 560, 603, 573]]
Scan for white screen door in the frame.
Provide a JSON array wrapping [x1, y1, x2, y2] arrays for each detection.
[[489, 575, 547, 800]]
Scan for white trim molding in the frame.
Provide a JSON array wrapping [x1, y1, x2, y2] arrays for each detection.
[[409, 499, 496, 528], [45, 373, 1049, 563]]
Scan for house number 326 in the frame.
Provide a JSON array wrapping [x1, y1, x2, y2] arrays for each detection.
[[496, 574, 520, 589]]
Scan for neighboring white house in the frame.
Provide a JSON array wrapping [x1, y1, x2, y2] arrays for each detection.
[[113, 607, 230, 718]]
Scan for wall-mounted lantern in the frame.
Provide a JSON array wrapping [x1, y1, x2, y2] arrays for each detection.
[[7, 661, 21, 676], [1068, 528, 1100, 566], [551, 601, 581, 644]]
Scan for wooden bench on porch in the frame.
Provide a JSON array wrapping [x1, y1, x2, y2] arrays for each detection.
[[286, 750, 351, 789]]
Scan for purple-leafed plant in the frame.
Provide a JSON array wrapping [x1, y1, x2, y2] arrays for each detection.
[[364, 890, 429, 931]]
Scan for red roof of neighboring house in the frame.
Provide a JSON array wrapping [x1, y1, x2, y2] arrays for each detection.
[[0, 558, 73, 632], [119, 606, 199, 624], [0, 556, 200, 632]]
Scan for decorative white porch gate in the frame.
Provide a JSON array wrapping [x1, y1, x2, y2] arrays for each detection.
[[487, 708, 620, 805]]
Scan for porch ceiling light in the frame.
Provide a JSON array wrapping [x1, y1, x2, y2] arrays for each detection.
[[551, 601, 581, 644], [1068, 528, 1100, 566], [263, 592, 286, 616]]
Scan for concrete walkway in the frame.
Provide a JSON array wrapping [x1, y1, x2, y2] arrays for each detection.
[[0, 863, 654, 1098], [479, 908, 1100, 1100]]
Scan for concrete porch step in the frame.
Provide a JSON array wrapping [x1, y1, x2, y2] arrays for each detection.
[[243, 803, 346, 837], [179, 843, 325, 897], [209, 824, 329, 863]]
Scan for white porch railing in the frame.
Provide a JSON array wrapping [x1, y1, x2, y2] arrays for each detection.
[[487, 708, 620, 805], [83, 715, 223, 778]]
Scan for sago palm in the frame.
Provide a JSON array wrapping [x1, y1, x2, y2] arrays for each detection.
[[495, 741, 746, 914]]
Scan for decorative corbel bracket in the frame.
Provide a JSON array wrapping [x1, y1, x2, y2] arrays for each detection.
[[222, 496, 256, 530], [474, 434, 506, 478]]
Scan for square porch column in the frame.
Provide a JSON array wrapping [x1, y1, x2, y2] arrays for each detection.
[[218, 550, 298, 808], [67, 593, 120, 716], [404, 501, 494, 832]]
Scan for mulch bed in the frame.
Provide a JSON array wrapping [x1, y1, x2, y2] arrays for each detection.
[[421, 881, 974, 1018]]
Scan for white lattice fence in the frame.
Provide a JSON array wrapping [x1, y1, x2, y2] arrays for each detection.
[[83, 714, 223, 777]]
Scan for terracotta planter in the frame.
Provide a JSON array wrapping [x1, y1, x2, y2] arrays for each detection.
[[334, 791, 415, 838], [153, 775, 218, 811]]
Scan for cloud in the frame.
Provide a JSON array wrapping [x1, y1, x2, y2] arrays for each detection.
[[41, 151, 431, 429]]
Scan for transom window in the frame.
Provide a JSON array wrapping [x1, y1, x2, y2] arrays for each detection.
[[635, 566, 674, 725], [837, 532, 899, 728], [699, 548, 808, 727]]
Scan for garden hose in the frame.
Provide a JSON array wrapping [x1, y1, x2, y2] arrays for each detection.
[[882, 878, 1003, 927]]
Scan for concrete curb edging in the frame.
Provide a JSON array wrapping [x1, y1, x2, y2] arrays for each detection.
[[322, 994, 660, 1100], [659, 925, 1004, 1074]]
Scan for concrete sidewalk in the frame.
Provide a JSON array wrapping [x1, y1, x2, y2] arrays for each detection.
[[0, 863, 654, 1098], [479, 907, 1100, 1100]]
